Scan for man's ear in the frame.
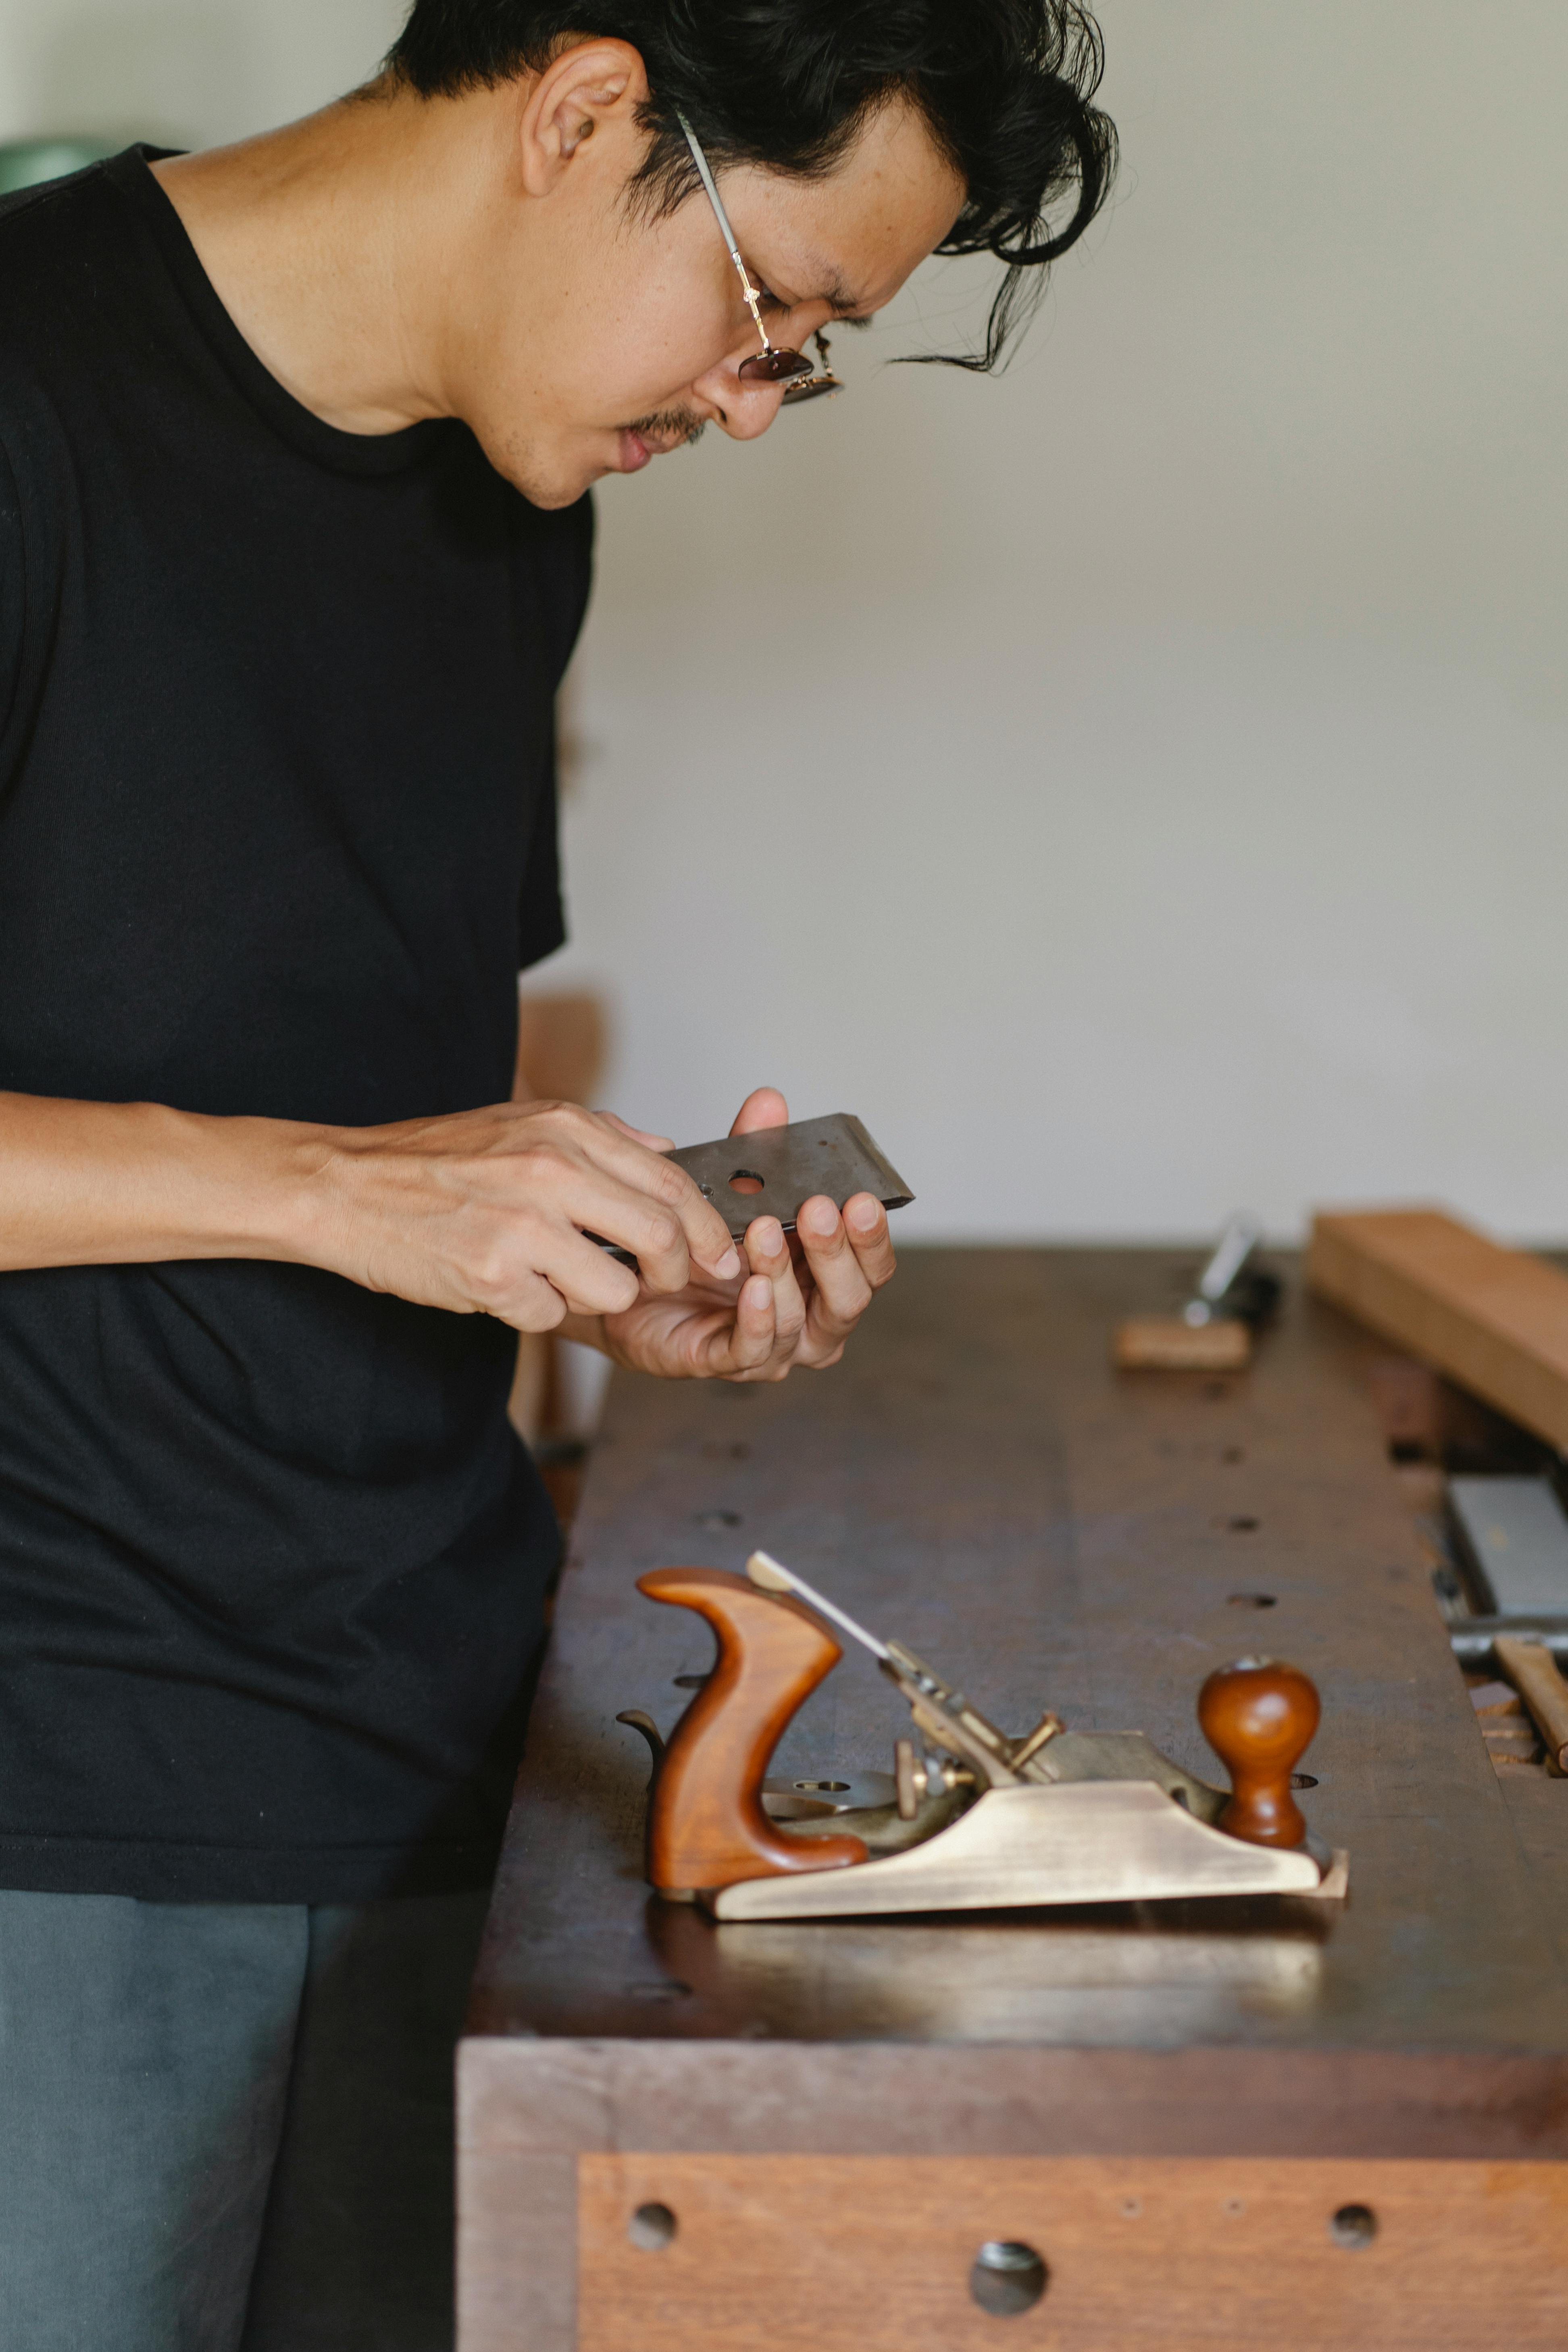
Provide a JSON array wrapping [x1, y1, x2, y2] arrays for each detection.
[[518, 37, 650, 197]]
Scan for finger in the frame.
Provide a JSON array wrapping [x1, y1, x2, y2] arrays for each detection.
[[479, 1268, 575, 1335], [842, 1192, 898, 1288], [793, 1194, 874, 1335], [791, 1194, 896, 1368], [728, 1273, 781, 1372], [729, 1086, 789, 1138], [485, 1223, 641, 1323], [683, 1273, 778, 1379], [512, 1154, 711, 1297], [598, 1111, 676, 1153], [545, 1110, 740, 1281], [743, 1214, 808, 1369]]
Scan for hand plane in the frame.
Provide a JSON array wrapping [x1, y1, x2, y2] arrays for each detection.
[[622, 1552, 1348, 1921]]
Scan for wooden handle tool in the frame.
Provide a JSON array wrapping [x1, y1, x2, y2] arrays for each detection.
[[1198, 1656, 1322, 1846], [1113, 1216, 1271, 1372], [1113, 1317, 1251, 1371], [1494, 1635, 1568, 1773], [637, 1567, 869, 1897]]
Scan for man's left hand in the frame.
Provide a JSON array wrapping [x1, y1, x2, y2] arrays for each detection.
[[569, 1087, 897, 1381]]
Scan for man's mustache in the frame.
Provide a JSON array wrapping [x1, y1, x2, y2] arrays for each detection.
[[621, 409, 707, 451]]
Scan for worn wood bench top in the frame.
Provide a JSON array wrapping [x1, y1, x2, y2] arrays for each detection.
[[466, 1247, 1568, 2158]]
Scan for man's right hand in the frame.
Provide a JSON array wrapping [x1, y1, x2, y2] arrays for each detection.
[[310, 1099, 743, 1329], [0, 1091, 742, 1331]]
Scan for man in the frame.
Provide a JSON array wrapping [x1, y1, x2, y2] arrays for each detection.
[[0, 2, 1113, 2344]]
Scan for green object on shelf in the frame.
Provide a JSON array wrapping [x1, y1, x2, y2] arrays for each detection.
[[0, 139, 123, 197]]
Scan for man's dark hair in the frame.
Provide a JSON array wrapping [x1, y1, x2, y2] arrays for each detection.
[[386, 1, 1116, 369]]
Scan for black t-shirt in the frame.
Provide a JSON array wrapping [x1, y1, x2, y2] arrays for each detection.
[[0, 150, 593, 1902]]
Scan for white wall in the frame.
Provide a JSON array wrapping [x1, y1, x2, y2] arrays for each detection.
[[0, 0, 402, 148], [8, 1, 1568, 1241]]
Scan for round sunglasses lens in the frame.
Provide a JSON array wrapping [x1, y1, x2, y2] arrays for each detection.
[[738, 348, 815, 382], [781, 375, 839, 405]]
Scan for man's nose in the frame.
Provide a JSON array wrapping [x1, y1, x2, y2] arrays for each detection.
[[691, 351, 788, 441]]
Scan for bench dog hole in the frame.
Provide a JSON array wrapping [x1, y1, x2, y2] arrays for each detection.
[[969, 2240, 1048, 2317], [1329, 2203, 1377, 2250], [627, 2202, 677, 2252]]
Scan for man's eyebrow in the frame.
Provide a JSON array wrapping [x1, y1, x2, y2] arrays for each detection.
[[791, 256, 869, 317]]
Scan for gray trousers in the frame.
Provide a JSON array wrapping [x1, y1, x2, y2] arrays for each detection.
[[0, 1885, 490, 2352]]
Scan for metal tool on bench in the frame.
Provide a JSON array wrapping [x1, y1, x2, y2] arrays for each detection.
[[595, 1112, 912, 1269], [1431, 1473, 1568, 1764], [1439, 1474, 1568, 1668], [621, 1551, 1347, 1920], [1112, 1213, 1281, 1372]]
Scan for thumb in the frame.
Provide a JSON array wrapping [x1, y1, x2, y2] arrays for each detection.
[[729, 1086, 789, 1137]]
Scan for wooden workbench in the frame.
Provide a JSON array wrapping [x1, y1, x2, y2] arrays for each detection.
[[458, 1250, 1568, 2351]]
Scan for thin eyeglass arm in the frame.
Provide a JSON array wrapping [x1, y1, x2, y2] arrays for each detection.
[[677, 112, 773, 357]]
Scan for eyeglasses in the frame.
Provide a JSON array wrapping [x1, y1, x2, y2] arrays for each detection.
[[677, 115, 841, 407]]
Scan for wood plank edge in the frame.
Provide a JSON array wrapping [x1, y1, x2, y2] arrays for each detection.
[[457, 2037, 1568, 2161], [1306, 1216, 1568, 1452]]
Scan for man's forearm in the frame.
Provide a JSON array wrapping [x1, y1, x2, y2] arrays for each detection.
[[0, 1090, 740, 1331], [0, 1092, 329, 1273]]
